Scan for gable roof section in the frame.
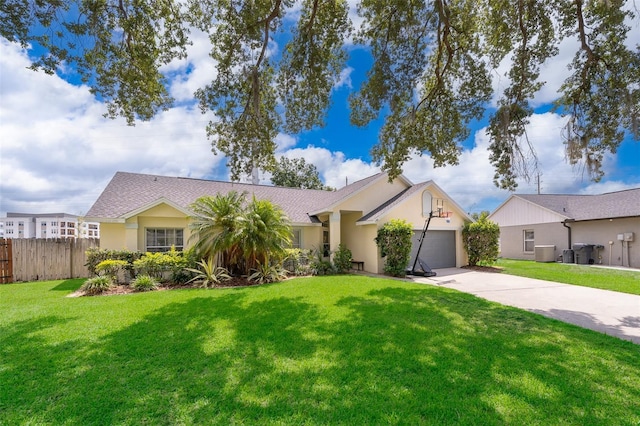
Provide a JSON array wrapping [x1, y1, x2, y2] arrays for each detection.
[[357, 180, 473, 224], [121, 197, 192, 219], [86, 172, 338, 225], [307, 172, 410, 215], [498, 188, 640, 222]]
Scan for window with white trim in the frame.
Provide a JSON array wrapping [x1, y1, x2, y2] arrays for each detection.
[[523, 230, 534, 252], [146, 228, 184, 252], [422, 191, 433, 217]]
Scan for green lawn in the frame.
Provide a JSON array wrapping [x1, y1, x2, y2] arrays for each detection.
[[496, 258, 640, 295], [1, 277, 639, 425]]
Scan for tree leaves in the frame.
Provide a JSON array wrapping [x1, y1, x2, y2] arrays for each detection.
[[4, 0, 639, 189], [270, 157, 330, 190]]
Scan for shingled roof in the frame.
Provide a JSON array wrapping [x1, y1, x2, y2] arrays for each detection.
[[85, 171, 388, 225], [516, 187, 640, 221]]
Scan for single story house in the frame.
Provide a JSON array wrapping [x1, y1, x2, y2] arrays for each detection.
[[85, 171, 472, 274], [488, 188, 640, 268]]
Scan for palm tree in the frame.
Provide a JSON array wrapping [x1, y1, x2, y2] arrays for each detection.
[[239, 196, 292, 272], [188, 191, 246, 271]]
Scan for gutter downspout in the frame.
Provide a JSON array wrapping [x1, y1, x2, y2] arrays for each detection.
[[562, 219, 573, 250]]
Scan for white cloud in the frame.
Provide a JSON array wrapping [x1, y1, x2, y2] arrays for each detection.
[[0, 39, 220, 216], [334, 67, 354, 90], [162, 28, 218, 102], [275, 133, 298, 151], [400, 112, 638, 213], [277, 145, 379, 189]]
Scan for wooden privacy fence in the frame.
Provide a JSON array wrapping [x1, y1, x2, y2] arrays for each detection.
[[0, 238, 99, 283], [0, 239, 12, 284]]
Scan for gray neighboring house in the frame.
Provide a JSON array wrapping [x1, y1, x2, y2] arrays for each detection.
[[488, 188, 640, 268]]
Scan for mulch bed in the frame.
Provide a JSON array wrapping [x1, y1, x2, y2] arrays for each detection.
[[69, 276, 261, 297], [461, 265, 504, 273]]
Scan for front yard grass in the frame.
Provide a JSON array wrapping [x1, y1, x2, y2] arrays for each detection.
[[1, 276, 639, 425], [496, 258, 640, 295]]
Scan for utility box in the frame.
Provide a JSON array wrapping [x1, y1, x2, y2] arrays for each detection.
[[573, 243, 594, 265], [624, 232, 634, 242], [562, 249, 574, 264], [535, 245, 556, 262]]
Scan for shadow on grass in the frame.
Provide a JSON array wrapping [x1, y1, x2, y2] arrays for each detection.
[[50, 278, 85, 292], [2, 283, 639, 424]]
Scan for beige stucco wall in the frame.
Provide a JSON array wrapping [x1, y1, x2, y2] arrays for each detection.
[[99, 222, 127, 250], [297, 225, 323, 252], [337, 178, 407, 214], [571, 218, 639, 268]]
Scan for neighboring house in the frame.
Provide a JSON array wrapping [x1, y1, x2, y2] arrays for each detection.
[[0, 213, 100, 239], [85, 171, 472, 274], [488, 188, 640, 268]]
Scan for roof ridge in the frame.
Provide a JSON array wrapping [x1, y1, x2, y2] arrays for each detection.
[[115, 171, 332, 192]]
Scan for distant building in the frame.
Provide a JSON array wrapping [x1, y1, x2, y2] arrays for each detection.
[[0, 213, 100, 239]]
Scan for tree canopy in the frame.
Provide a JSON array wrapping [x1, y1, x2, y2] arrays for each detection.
[[3, 0, 638, 189], [270, 157, 331, 190]]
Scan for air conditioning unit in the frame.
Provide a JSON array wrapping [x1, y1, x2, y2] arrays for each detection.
[[534, 245, 556, 262]]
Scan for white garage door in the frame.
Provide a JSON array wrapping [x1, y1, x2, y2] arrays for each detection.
[[408, 230, 456, 270]]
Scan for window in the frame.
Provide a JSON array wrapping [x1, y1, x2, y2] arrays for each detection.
[[6, 221, 13, 227], [146, 228, 184, 252], [322, 229, 330, 257], [523, 230, 534, 252], [51, 221, 57, 226], [422, 191, 433, 217], [292, 229, 301, 249]]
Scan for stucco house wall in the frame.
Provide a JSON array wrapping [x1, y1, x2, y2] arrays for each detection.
[[498, 222, 568, 261], [571, 218, 639, 268], [99, 222, 126, 250], [298, 226, 322, 253]]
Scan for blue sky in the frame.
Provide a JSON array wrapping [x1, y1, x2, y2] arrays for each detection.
[[1, 7, 639, 218]]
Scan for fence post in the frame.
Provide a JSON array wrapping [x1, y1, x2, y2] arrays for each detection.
[[0, 239, 13, 284]]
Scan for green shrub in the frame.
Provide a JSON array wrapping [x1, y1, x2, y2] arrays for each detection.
[[130, 274, 159, 292], [462, 212, 500, 266], [283, 248, 312, 276], [249, 261, 288, 284], [333, 244, 353, 274], [375, 219, 413, 277], [85, 248, 141, 278], [170, 248, 199, 284], [80, 276, 113, 295], [133, 247, 191, 281], [95, 259, 129, 282], [310, 249, 335, 276], [185, 258, 231, 288]]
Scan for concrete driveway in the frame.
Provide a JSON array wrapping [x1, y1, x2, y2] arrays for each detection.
[[409, 268, 640, 345]]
